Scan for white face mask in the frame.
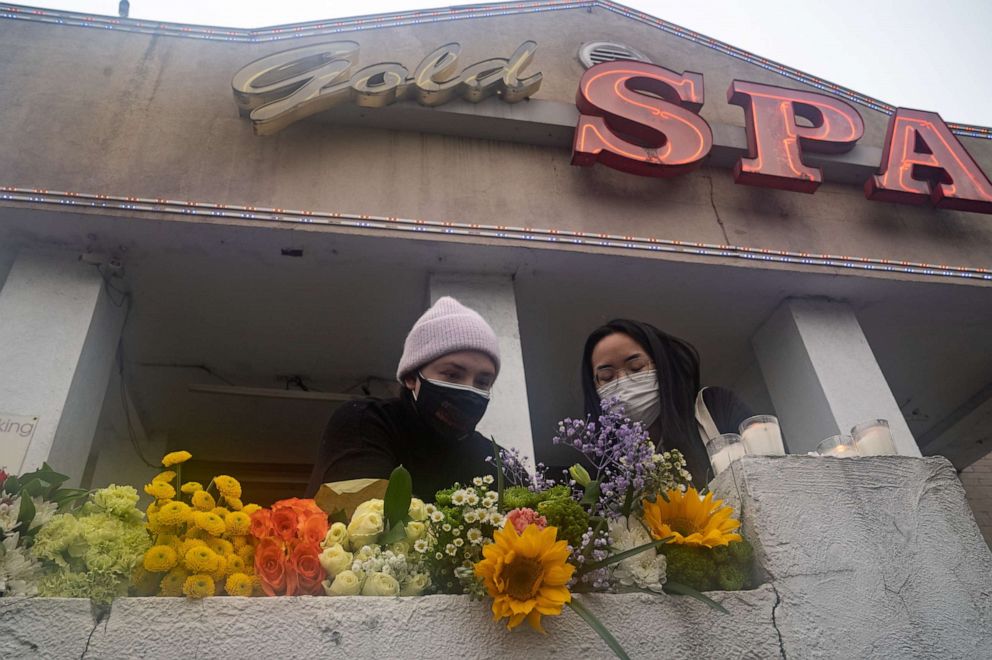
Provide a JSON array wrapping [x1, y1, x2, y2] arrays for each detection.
[[596, 369, 661, 428]]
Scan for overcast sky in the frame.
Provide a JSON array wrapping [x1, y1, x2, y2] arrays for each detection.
[[22, 0, 992, 126]]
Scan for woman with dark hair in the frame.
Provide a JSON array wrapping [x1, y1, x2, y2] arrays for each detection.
[[581, 319, 753, 486]]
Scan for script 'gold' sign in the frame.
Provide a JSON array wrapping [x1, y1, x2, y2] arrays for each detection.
[[232, 41, 542, 135]]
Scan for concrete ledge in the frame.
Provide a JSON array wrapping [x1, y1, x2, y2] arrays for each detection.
[[2, 457, 990, 659]]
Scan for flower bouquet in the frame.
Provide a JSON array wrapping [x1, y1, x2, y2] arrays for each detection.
[[135, 450, 261, 598], [249, 497, 329, 596], [1, 464, 87, 597]]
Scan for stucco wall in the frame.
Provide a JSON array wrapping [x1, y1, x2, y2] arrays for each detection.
[[1, 456, 989, 659]]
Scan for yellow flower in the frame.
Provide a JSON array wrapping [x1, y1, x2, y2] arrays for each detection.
[[225, 512, 251, 536], [179, 538, 207, 556], [225, 496, 244, 511], [211, 555, 228, 582], [157, 501, 193, 527], [156, 534, 180, 549], [211, 507, 231, 518], [193, 511, 226, 537], [474, 523, 575, 632], [241, 503, 261, 517], [184, 546, 220, 573], [160, 567, 189, 597], [162, 451, 192, 467], [225, 554, 246, 575], [153, 470, 176, 483], [146, 512, 167, 535], [182, 574, 215, 599], [225, 572, 254, 597], [231, 535, 250, 551], [207, 538, 234, 557], [143, 545, 178, 573], [213, 475, 242, 499], [144, 481, 176, 500], [146, 501, 161, 517], [641, 488, 742, 548], [181, 482, 203, 494], [237, 545, 255, 566], [191, 490, 216, 512]]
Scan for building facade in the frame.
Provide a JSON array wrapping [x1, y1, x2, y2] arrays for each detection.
[[0, 1, 990, 510]]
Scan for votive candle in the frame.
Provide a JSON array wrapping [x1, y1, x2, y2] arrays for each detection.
[[739, 415, 785, 456], [852, 419, 896, 456]]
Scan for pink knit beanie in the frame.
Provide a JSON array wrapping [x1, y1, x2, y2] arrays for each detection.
[[396, 297, 501, 380]]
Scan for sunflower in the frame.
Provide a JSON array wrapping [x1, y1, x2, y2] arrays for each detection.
[[641, 488, 742, 548], [474, 523, 575, 633]]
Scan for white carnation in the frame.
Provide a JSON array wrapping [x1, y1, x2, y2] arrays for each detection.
[[608, 516, 667, 593]]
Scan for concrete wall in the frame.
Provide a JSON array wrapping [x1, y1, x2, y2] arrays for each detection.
[[1, 456, 989, 658], [962, 452, 992, 547], [0, 9, 990, 277]]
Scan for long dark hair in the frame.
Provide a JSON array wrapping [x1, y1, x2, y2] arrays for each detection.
[[581, 319, 709, 486]]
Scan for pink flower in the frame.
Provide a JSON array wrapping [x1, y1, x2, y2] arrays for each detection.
[[0, 469, 7, 487], [505, 507, 548, 535]]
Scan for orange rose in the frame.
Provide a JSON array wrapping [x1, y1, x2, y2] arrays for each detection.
[[291, 541, 326, 596], [300, 512, 329, 546], [254, 537, 288, 596], [249, 508, 273, 539], [274, 498, 324, 518], [271, 507, 299, 542]]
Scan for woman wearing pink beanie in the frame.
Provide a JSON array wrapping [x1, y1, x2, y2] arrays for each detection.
[[306, 297, 501, 500]]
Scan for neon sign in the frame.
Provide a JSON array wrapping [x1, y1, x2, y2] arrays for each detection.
[[233, 41, 542, 135], [572, 63, 992, 215]]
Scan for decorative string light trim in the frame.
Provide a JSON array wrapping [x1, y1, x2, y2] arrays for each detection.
[[1, 1, 989, 140], [1, 186, 988, 283]]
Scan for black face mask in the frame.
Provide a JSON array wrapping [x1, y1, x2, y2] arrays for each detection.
[[413, 373, 490, 442]]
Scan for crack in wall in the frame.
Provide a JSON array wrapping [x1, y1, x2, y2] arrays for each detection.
[[704, 175, 732, 245], [770, 584, 787, 660]]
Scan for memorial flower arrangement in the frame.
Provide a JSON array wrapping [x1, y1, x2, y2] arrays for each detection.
[[0, 464, 86, 597], [134, 450, 261, 598], [30, 483, 149, 605], [433, 398, 752, 659], [249, 497, 328, 596]]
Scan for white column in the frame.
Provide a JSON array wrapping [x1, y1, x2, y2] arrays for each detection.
[[752, 298, 919, 456], [0, 251, 126, 485], [429, 274, 535, 467]]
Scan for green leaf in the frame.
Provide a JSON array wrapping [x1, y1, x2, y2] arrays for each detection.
[[567, 597, 631, 660], [490, 437, 505, 512], [17, 492, 36, 529], [3, 475, 19, 494], [51, 488, 89, 509], [383, 465, 413, 527], [663, 580, 729, 614], [580, 480, 602, 506], [378, 521, 407, 545], [620, 484, 635, 518], [21, 478, 46, 497], [328, 509, 348, 525], [577, 536, 674, 576]]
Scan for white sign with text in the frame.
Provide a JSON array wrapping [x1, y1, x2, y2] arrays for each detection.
[[0, 413, 38, 473]]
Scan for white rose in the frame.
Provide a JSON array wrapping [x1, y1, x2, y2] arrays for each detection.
[[324, 570, 362, 596], [353, 499, 384, 518], [399, 573, 431, 597], [389, 541, 410, 556], [404, 521, 427, 543], [361, 571, 400, 597], [319, 543, 354, 579], [347, 510, 384, 549], [407, 498, 428, 522], [323, 522, 349, 550]]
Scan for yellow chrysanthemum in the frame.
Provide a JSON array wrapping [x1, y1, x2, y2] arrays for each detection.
[[159, 567, 189, 597], [146, 512, 168, 535], [178, 538, 207, 558], [641, 487, 742, 548], [237, 545, 255, 566], [183, 574, 215, 599], [153, 470, 176, 483], [474, 523, 575, 632], [213, 475, 241, 499], [211, 555, 228, 582], [231, 535, 250, 551], [210, 507, 231, 518], [225, 512, 251, 536], [225, 572, 254, 597], [193, 511, 226, 537], [191, 490, 216, 512], [157, 501, 193, 527], [225, 554, 246, 575], [162, 450, 192, 467], [241, 503, 261, 517], [156, 534, 180, 549], [184, 546, 220, 573], [143, 545, 178, 573], [225, 496, 244, 511], [181, 481, 203, 494], [206, 538, 234, 557], [146, 501, 160, 516], [144, 481, 176, 500]]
